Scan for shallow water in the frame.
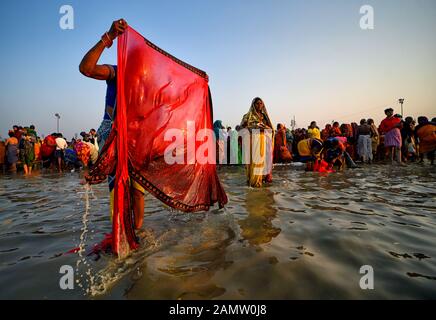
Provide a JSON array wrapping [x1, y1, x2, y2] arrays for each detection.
[[0, 163, 435, 299]]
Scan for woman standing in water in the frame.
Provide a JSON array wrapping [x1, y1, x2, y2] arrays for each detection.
[[5, 131, 19, 173], [415, 116, 436, 165], [367, 119, 379, 161], [213, 120, 226, 165], [240, 97, 274, 187], [274, 123, 292, 163], [356, 119, 373, 164], [20, 132, 35, 175], [379, 108, 404, 165]]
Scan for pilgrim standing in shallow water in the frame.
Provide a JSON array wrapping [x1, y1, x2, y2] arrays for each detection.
[[240, 97, 274, 187], [379, 108, 404, 165], [367, 118, 380, 161], [274, 123, 292, 163], [5, 131, 19, 173], [79, 19, 146, 230], [415, 116, 436, 165], [356, 119, 373, 164], [213, 120, 226, 165]]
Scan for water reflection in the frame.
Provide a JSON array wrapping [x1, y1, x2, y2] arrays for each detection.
[[239, 188, 281, 246], [120, 212, 236, 299]]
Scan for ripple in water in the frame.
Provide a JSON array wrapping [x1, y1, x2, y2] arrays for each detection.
[[0, 164, 435, 299]]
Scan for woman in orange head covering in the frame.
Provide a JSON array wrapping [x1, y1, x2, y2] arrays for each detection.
[[274, 123, 292, 163], [330, 122, 342, 137], [321, 124, 332, 141]]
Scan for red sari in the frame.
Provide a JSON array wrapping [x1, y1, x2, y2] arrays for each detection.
[[85, 27, 227, 257], [273, 128, 291, 163]]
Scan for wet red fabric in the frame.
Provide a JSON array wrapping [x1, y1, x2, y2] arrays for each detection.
[[86, 27, 228, 257]]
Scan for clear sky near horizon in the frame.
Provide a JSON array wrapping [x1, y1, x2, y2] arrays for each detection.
[[0, 0, 435, 139]]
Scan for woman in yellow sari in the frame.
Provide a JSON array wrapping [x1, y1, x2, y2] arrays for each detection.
[[240, 97, 274, 187]]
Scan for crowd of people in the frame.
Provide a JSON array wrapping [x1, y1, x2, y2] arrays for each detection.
[[0, 125, 100, 174], [1, 106, 435, 184], [213, 99, 435, 187]]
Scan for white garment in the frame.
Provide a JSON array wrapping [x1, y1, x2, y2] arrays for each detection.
[[357, 135, 372, 162], [55, 137, 67, 150]]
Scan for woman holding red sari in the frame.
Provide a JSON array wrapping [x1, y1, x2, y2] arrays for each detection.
[[240, 97, 274, 187], [79, 19, 146, 232], [79, 20, 227, 257]]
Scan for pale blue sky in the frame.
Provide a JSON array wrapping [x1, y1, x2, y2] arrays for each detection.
[[0, 0, 435, 139]]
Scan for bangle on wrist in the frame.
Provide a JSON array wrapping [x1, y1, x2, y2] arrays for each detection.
[[101, 32, 113, 48]]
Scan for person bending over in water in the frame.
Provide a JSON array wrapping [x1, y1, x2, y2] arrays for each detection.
[[79, 19, 145, 230], [297, 138, 323, 171], [324, 137, 347, 171]]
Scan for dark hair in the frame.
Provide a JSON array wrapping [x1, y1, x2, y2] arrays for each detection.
[[8, 131, 15, 138], [333, 122, 339, 127], [367, 118, 374, 125], [312, 139, 324, 152], [384, 108, 394, 114], [417, 116, 428, 125], [360, 119, 366, 125], [30, 125, 35, 130], [252, 97, 263, 107]]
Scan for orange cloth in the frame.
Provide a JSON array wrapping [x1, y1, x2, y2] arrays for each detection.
[[330, 127, 342, 137], [416, 124, 436, 154], [34, 142, 41, 161]]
